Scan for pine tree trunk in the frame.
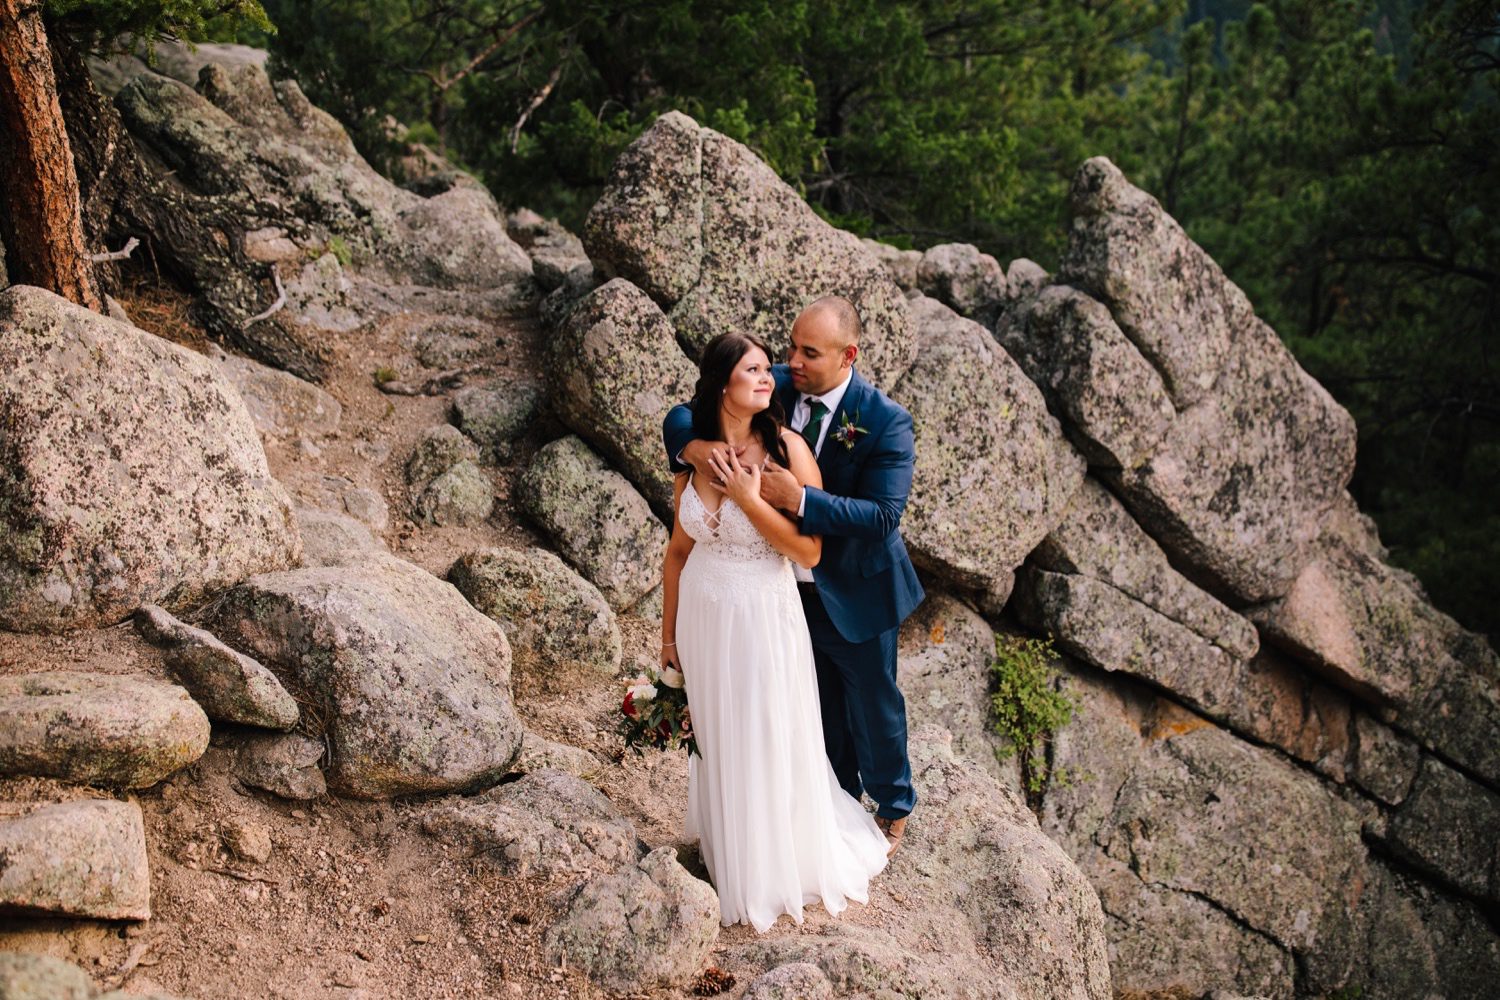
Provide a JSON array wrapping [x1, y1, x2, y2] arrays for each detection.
[[0, 0, 101, 311]]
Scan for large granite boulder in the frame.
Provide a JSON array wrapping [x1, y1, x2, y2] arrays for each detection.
[[111, 60, 534, 379], [421, 769, 641, 876], [546, 278, 698, 514], [896, 592, 1013, 785], [892, 295, 1084, 611], [0, 800, 151, 920], [207, 554, 523, 798], [585, 111, 916, 389], [916, 242, 1008, 321], [0, 672, 209, 788], [1050, 158, 1356, 604], [543, 846, 720, 993], [448, 546, 621, 678], [994, 284, 1174, 470], [1247, 530, 1500, 786], [728, 726, 1111, 1000], [516, 436, 667, 611], [0, 287, 301, 633]]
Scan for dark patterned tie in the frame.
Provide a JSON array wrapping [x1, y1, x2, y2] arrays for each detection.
[[801, 399, 829, 452]]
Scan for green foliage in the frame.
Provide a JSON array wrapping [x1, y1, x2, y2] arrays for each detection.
[[324, 235, 353, 267], [989, 633, 1078, 799], [44, 0, 272, 51], [372, 366, 398, 385]]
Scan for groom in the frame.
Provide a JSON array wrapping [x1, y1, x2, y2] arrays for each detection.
[[663, 295, 924, 853]]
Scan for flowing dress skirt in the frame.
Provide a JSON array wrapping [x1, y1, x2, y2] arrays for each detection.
[[678, 546, 889, 933]]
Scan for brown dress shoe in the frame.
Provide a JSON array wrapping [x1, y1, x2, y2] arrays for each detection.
[[876, 815, 907, 857]]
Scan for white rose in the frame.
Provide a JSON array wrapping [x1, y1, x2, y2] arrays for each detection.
[[628, 682, 658, 705], [659, 666, 685, 689]]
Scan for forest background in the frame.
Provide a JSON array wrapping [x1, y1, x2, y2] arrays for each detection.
[[50, 0, 1499, 644]]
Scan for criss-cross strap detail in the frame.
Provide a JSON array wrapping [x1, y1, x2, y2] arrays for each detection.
[[679, 479, 782, 566]]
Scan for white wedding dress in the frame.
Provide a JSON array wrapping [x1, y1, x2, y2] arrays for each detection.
[[676, 479, 889, 933]]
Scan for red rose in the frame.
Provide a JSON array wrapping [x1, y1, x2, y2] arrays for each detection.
[[622, 692, 638, 719]]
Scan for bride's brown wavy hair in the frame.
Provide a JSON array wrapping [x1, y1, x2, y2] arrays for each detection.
[[691, 332, 790, 467]]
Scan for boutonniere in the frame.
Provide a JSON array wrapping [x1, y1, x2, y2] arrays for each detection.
[[830, 409, 869, 450]]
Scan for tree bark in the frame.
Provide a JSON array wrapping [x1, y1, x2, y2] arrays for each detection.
[[0, 0, 101, 310]]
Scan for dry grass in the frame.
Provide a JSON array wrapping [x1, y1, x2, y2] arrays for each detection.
[[113, 267, 213, 353]]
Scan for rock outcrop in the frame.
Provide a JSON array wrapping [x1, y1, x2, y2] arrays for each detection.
[[893, 294, 1084, 611], [0, 287, 301, 633], [584, 111, 916, 389], [1018, 157, 1359, 605], [1, 55, 1492, 1000]]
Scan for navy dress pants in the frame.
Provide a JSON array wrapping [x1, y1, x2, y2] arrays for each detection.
[[799, 583, 915, 820]]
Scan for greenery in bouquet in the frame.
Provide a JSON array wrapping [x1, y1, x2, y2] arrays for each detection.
[[618, 665, 699, 757]]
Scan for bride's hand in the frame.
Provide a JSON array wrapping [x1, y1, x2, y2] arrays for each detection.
[[708, 448, 761, 507], [661, 642, 682, 672]]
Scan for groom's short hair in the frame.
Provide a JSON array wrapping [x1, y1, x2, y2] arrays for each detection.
[[807, 295, 862, 345]]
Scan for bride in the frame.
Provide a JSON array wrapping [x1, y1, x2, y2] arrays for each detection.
[[660, 330, 889, 933]]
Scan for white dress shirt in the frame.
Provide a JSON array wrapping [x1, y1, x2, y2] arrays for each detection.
[[789, 369, 853, 582]]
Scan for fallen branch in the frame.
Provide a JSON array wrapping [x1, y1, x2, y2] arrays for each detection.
[[242, 268, 287, 329], [206, 865, 282, 886], [88, 236, 140, 262]]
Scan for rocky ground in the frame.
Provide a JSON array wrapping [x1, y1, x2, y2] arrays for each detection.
[[0, 287, 860, 1000]]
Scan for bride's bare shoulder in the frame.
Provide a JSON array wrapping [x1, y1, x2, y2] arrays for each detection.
[[779, 429, 814, 462]]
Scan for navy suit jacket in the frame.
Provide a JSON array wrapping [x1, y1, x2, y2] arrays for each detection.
[[663, 364, 924, 644]]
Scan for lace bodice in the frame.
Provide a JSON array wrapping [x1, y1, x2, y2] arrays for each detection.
[[679, 479, 785, 567]]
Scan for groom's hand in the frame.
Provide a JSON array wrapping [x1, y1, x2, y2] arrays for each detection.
[[682, 439, 746, 482], [760, 459, 803, 515]]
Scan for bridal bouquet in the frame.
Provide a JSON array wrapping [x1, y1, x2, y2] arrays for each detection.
[[618, 665, 699, 757]]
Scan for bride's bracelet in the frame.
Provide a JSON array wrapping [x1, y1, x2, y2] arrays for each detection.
[[661, 641, 676, 648]]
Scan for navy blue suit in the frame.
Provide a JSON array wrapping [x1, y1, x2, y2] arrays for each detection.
[[663, 364, 924, 818]]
